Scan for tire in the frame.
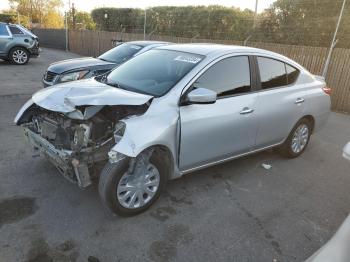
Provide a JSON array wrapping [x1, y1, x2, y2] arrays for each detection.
[[279, 118, 312, 158], [9, 47, 29, 65], [98, 150, 167, 216]]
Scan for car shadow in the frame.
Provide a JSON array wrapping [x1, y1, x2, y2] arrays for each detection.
[[0, 59, 11, 66]]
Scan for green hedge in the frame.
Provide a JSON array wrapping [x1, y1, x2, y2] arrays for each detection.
[[91, 6, 254, 40], [91, 8, 144, 32]]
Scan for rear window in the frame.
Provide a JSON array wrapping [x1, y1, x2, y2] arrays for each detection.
[[9, 26, 24, 35], [98, 43, 142, 64]]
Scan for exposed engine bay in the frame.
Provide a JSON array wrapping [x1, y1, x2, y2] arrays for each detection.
[[19, 104, 148, 187]]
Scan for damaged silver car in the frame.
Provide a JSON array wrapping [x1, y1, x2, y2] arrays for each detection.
[[15, 44, 331, 216]]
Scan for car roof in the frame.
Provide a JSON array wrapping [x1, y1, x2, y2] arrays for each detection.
[[157, 43, 267, 56], [0, 22, 18, 26], [128, 40, 171, 47], [156, 43, 304, 69]]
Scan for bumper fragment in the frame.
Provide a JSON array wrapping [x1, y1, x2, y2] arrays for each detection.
[[23, 127, 97, 187]]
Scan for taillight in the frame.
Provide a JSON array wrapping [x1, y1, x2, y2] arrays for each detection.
[[322, 86, 332, 95]]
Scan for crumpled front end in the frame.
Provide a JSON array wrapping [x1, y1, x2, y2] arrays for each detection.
[[23, 124, 111, 187], [15, 80, 152, 187]]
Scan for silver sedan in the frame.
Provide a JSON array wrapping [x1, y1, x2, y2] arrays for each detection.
[[15, 44, 331, 216]]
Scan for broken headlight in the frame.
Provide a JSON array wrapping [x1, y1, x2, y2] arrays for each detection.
[[114, 121, 126, 143]]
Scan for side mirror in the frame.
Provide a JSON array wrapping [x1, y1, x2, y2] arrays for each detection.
[[186, 88, 217, 104]]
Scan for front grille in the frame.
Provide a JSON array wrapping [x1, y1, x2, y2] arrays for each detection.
[[44, 71, 58, 82]]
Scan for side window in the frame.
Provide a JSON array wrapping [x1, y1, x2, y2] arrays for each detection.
[[9, 26, 24, 35], [0, 24, 9, 36], [194, 56, 251, 97], [286, 64, 300, 84], [257, 57, 288, 89]]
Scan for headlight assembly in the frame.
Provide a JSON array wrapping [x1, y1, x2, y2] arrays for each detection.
[[58, 70, 89, 83]]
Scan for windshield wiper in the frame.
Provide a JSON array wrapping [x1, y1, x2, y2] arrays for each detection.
[[105, 80, 154, 96], [105, 80, 127, 90], [98, 57, 112, 63]]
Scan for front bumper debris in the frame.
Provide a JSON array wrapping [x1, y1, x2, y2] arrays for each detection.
[[23, 126, 109, 187], [28, 43, 41, 57]]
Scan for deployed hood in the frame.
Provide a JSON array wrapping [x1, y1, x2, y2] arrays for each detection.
[[48, 57, 115, 74], [32, 78, 153, 114]]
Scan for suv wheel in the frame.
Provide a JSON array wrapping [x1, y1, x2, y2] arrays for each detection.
[[279, 118, 312, 158], [98, 149, 167, 216], [9, 47, 29, 65]]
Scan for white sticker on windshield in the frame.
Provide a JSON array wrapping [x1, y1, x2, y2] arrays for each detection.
[[130, 45, 142, 50], [174, 55, 201, 64]]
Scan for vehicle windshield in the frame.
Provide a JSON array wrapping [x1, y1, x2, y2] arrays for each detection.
[[106, 49, 204, 97], [98, 43, 142, 64]]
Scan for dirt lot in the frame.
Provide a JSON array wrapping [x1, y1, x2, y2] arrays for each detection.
[[0, 48, 350, 262]]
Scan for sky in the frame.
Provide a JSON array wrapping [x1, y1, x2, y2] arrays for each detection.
[[0, 0, 276, 13]]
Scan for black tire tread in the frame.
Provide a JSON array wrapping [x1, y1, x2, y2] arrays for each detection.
[[98, 150, 167, 217]]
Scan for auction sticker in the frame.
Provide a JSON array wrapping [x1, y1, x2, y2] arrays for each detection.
[[174, 55, 202, 64]]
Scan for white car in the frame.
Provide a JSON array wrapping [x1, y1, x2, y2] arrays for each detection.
[[15, 44, 331, 216], [343, 142, 350, 161], [306, 142, 350, 262]]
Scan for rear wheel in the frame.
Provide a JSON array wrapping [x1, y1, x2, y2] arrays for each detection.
[[279, 118, 311, 158], [98, 149, 167, 216], [9, 47, 29, 65]]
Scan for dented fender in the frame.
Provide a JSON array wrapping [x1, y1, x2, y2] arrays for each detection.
[[14, 98, 35, 124], [110, 104, 181, 179]]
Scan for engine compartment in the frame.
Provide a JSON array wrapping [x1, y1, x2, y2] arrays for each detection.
[[24, 104, 148, 151], [19, 103, 148, 187]]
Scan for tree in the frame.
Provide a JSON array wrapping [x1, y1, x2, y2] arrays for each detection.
[[91, 6, 255, 40], [256, 0, 350, 47], [8, 0, 64, 28], [68, 11, 96, 30]]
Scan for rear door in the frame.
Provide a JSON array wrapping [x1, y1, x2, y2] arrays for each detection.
[[0, 24, 12, 56], [254, 56, 305, 148], [179, 55, 259, 171]]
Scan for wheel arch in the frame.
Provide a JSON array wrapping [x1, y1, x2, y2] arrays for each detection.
[[8, 45, 30, 55], [130, 144, 176, 180], [301, 115, 315, 133]]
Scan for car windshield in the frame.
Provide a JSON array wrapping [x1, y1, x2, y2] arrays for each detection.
[[98, 43, 143, 64], [106, 49, 204, 97]]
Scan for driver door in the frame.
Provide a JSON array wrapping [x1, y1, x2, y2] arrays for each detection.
[[179, 55, 259, 171]]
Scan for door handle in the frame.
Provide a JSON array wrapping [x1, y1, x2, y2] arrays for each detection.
[[295, 98, 305, 104], [240, 107, 254, 115]]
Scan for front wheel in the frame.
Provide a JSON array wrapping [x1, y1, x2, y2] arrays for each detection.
[[9, 47, 29, 65], [279, 118, 312, 158], [98, 150, 167, 216]]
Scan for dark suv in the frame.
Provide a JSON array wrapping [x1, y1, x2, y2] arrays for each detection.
[[0, 22, 40, 65]]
